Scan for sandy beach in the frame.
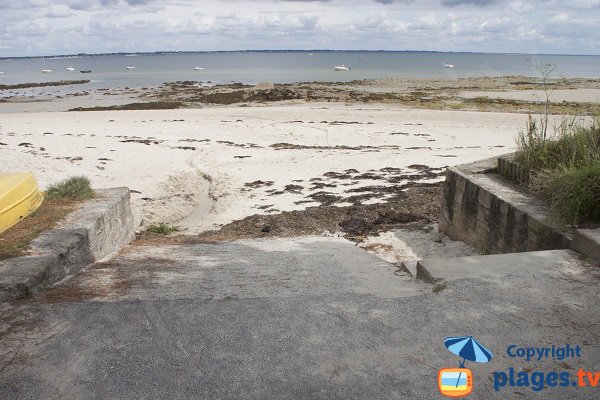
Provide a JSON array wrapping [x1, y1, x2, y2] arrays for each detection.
[[1, 101, 532, 234], [2, 76, 596, 239]]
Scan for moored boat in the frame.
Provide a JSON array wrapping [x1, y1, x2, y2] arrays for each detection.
[[0, 173, 44, 234], [334, 65, 351, 71]]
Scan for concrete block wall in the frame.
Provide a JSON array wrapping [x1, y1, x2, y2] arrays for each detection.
[[439, 158, 571, 254], [58, 187, 135, 261]]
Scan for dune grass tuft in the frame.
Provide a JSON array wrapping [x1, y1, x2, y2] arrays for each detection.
[[516, 115, 600, 171], [45, 176, 94, 200], [146, 222, 180, 235], [515, 113, 600, 225], [546, 164, 600, 225]]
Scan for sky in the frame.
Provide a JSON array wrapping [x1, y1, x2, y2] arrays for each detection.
[[0, 0, 599, 57]]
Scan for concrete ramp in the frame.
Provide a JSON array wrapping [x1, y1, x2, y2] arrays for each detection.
[[39, 236, 427, 302], [2, 239, 600, 400]]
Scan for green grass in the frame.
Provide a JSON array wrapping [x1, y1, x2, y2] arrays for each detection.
[[515, 113, 600, 225], [146, 222, 180, 235], [546, 164, 600, 225], [45, 176, 94, 200], [432, 282, 448, 294], [516, 115, 600, 171]]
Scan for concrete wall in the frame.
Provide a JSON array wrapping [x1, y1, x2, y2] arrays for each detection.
[[497, 153, 530, 185], [57, 188, 135, 261], [0, 188, 135, 300], [572, 229, 600, 261], [439, 158, 571, 254]]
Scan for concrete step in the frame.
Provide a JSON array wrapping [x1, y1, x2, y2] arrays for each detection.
[[393, 223, 479, 277], [416, 249, 581, 284], [572, 228, 600, 261], [400, 260, 418, 277]]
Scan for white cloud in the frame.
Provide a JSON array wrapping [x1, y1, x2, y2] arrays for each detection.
[[0, 0, 597, 56], [45, 5, 73, 18]]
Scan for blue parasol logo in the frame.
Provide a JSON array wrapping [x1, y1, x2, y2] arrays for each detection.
[[444, 336, 494, 367], [438, 336, 494, 397]]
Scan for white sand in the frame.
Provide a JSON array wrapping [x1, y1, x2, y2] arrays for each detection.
[[0, 103, 530, 233]]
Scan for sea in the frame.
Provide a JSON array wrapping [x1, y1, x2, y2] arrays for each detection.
[[1, 51, 599, 89]]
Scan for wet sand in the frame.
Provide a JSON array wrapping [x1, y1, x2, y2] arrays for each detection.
[[2, 75, 599, 114]]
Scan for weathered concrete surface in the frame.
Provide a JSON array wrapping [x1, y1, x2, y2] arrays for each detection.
[[572, 228, 600, 261], [400, 260, 418, 277], [1, 237, 599, 399], [57, 187, 135, 261], [394, 224, 478, 260], [33, 237, 427, 302], [394, 224, 479, 277], [416, 249, 577, 284], [439, 158, 571, 254], [0, 188, 134, 300]]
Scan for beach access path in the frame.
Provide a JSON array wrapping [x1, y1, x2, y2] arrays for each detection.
[[1, 236, 598, 399]]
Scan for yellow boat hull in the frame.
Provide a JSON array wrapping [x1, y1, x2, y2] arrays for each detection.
[[0, 173, 44, 234]]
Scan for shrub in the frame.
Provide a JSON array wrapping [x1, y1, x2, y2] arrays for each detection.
[[546, 164, 600, 225], [146, 222, 180, 235], [515, 112, 600, 225], [45, 176, 94, 200]]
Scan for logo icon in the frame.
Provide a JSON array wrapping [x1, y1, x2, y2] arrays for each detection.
[[439, 368, 473, 397], [439, 336, 494, 398]]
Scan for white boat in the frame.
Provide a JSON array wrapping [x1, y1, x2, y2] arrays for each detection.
[[193, 66, 205, 70], [66, 66, 75, 71], [0, 71, 4, 74], [444, 62, 454, 68], [41, 69, 53, 73], [334, 65, 351, 71], [125, 66, 136, 70]]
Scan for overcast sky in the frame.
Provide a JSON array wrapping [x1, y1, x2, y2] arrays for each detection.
[[1, 0, 599, 57]]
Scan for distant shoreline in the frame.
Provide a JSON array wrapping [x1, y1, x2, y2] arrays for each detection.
[[1, 76, 599, 115], [0, 80, 90, 90], [1, 49, 599, 61]]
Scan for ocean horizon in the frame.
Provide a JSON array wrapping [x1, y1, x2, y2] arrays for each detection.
[[2, 49, 600, 60], [1, 50, 599, 89]]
